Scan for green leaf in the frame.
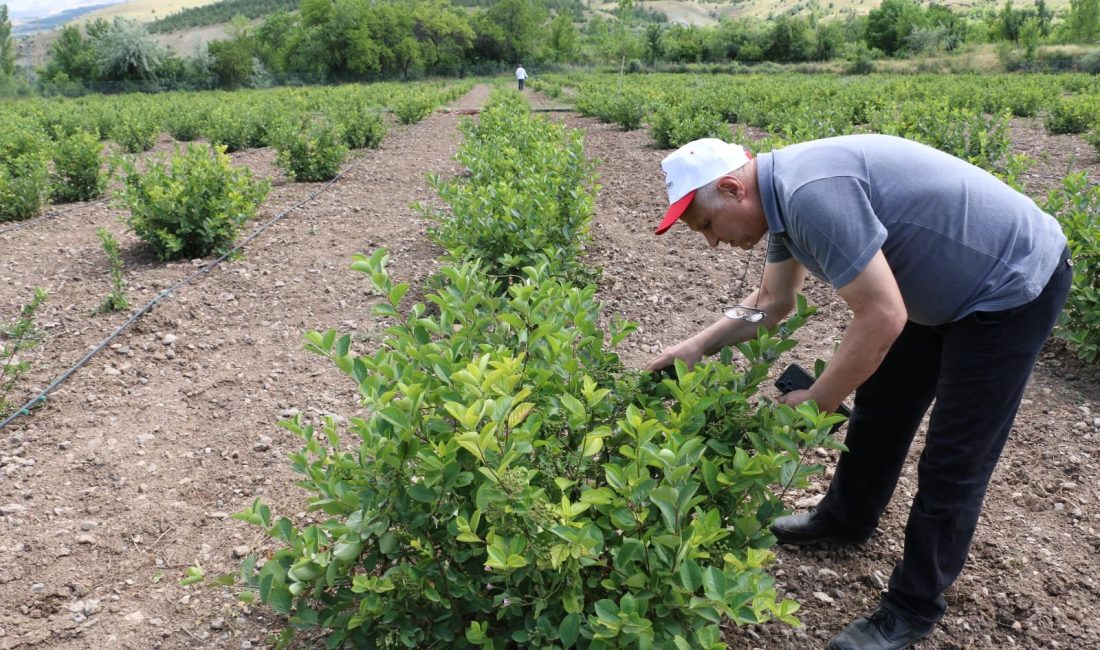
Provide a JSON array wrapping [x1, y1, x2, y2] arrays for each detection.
[[388, 283, 409, 306], [649, 486, 680, 531], [560, 393, 586, 427], [560, 613, 580, 647], [408, 483, 439, 503], [679, 558, 703, 592], [378, 531, 399, 555], [268, 582, 293, 614]]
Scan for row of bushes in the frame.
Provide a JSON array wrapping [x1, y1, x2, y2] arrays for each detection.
[[1046, 174, 1100, 362], [232, 88, 844, 648], [426, 89, 598, 282], [0, 81, 473, 225], [570, 72, 1100, 169], [0, 121, 107, 222]]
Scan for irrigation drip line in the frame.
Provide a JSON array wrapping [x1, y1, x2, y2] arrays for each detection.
[[0, 199, 110, 236], [0, 156, 363, 431]]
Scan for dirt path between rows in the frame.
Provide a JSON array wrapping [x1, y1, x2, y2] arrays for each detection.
[[3, 82, 1099, 649], [0, 83, 489, 650]]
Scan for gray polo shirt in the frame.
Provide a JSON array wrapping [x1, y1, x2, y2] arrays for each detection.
[[760, 134, 1066, 326]]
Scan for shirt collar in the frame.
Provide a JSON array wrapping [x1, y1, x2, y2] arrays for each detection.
[[756, 152, 785, 235]]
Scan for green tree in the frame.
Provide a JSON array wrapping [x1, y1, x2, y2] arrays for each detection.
[[94, 18, 166, 80], [1034, 0, 1053, 36], [865, 0, 923, 55], [208, 36, 254, 87], [1066, 0, 1100, 42], [662, 24, 705, 62], [473, 0, 546, 64], [253, 10, 296, 70], [43, 25, 97, 81], [815, 19, 845, 60], [299, 0, 334, 28], [765, 14, 816, 62], [643, 23, 663, 65], [548, 11, 579, 62], [617, 0, 634, 23], [997, 0, 1024, 42], [409, 0, 474, 75], [715, 18, 764, 60], [0, 4, 14, 76]]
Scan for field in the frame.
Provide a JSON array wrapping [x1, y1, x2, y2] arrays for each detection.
[[1, 74, 1099, 649]]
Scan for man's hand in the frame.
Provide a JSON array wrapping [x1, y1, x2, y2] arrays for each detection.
[[646, 339, 704, 372], [777, 387, 842, 414]]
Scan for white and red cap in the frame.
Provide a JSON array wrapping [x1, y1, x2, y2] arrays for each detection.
[[655, 138, 752, 235]]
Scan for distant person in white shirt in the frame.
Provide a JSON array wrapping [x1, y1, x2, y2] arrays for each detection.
[[515, 65, 527, 91]]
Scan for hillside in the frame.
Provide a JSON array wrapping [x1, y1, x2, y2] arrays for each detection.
[[612, 0, 1073, 25], [15, 0, 1083, 70]]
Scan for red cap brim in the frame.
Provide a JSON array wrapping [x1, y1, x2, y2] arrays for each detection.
[[655, 190, 695, 235]]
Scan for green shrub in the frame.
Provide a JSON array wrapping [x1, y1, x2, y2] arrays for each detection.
[[392, 91, 437, 125], [272, 115, 348, 182], [576, 89, 647, 131], [1046, 173, 1100, 361], [115, 144, 270, 260], [110, 106, 161, 153], [427, 91, 596, 282], [1079, 47, 1100, 74], [0, 120, 51, 222], [1043, 96, 1099, 135], [235, 250, 836, 649], [340, 108, 388, 150], [870, 104, 1015, 173], [1087, 129, 1100, 159], [648, 102, 733, 150], [1, 287, 48, 417], [843, 42, 877, 75], [50, 130, 107, 203], [37, 104, 100, 141], [95, 227, 128, 313], [205, 105, 268, 152], [165, 109, 207, 142]]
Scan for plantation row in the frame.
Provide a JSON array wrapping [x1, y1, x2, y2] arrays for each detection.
[[233, 89, 845, 648], [0, 81, 473, 224], [554, 72, 1100, 173]]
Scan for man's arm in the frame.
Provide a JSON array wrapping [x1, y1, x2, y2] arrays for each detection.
[[647, 257, 807, 370], [779, 250, 907, 412]]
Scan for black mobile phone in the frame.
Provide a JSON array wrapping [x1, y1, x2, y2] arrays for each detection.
[[774, 363, 852, 424]]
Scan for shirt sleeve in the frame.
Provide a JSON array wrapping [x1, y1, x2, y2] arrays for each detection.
[[786, 176, 887, 289], [766, 233, 793, 263]]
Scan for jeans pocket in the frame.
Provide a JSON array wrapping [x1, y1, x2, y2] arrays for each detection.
[[969, 307, 1017, 326]]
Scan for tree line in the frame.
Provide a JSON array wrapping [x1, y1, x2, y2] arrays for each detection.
[[2, 0, 1099, 95]]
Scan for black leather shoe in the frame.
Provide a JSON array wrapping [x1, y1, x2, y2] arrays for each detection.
[[770, 510, 871, 546], [827, 607, 931, 650]]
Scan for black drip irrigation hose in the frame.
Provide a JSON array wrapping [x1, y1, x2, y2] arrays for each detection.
[[0, 157, 363, 431], [0, 199, 110, 236]]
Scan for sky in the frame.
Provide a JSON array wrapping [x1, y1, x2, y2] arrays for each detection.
[[5, 0, 120, 20]]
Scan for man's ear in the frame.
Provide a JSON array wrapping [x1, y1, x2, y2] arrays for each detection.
[[715, 175, 745, 201]]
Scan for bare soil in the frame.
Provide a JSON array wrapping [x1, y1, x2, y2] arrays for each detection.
[[2, 83, 1098, 649]]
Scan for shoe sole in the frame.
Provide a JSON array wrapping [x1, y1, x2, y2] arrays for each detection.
[[826, 634, 926, 650], [772, 532, 871, 547]]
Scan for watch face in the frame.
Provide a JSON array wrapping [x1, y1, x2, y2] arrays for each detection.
[[724, 305, 766, 323]]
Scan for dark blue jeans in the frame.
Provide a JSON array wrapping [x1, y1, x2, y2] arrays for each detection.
[[814, 249, 1072, 631]]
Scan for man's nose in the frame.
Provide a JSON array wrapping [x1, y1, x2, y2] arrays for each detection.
[[704, 231, 719, 248]]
